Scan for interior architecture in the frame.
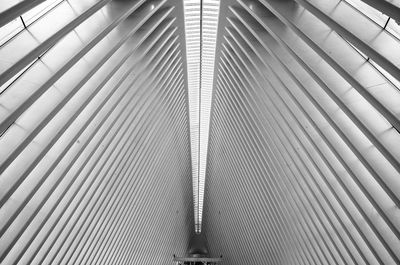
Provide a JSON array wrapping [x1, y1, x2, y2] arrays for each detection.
[[0, 0, 399, 264]]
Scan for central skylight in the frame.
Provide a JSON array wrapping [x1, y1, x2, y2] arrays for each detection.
[[183, 0, 220, 233]]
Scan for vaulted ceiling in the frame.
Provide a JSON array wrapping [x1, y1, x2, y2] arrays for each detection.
[[0, 0, 399, 265]]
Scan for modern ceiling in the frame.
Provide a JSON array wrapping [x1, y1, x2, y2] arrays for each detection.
[[0, 0, 399, 265]]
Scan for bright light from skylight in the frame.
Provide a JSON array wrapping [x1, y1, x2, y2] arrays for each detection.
[[183, 0, 220, 233]]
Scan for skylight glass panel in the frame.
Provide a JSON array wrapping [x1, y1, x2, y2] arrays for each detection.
[[183, 0, 220, 233]]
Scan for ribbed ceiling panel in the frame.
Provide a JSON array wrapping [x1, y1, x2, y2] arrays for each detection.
[[203, 0, 400, 264], [0, 0, 193, 264]]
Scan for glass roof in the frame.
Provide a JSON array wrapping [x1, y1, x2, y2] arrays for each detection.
[[183, 0, 220, 233]]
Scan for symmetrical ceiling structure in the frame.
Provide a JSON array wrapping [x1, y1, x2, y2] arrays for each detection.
[[0, 0, 400, 265], [183, 0, 220, 233]]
